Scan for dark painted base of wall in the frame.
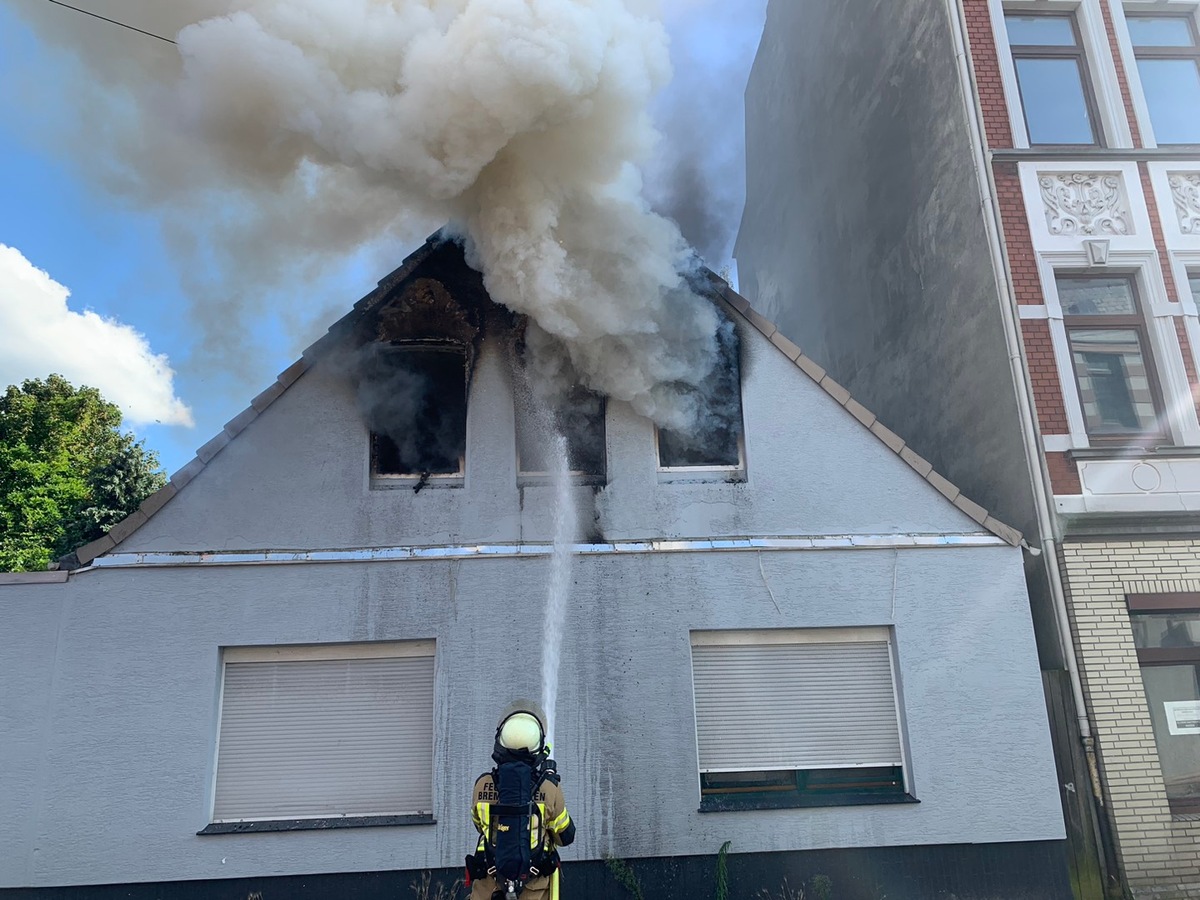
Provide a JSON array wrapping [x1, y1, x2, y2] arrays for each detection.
[[1, 840, 1073, 900]]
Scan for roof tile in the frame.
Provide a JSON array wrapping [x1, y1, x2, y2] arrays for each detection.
[[224, 406, 259, 438], [819, 375, 851, 406], [795, 354, 826, 383], [277, 358, 309, 388], [106, 509, 148, 546], [900, 446, 934, 477], [251, 381, 286, 412], [926, 470, 962, 503], [745, 307, 778, 339], [953, 494, 990, 525], [984, 516, 1023, 547], [845, 398, 877, 428], [74, 534, 116, 566], [870, 420, 906, 453], [138, 483, 178, 519], [196, 431, 231, 464], [170, 457, 206, 491], [769, 330, 803, 361]]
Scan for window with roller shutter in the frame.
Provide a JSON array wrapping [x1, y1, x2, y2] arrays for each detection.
[[201, 641, 435, 833], [690, 627, 914, 812]]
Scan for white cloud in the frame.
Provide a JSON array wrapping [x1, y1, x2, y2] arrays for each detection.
[[0, 244, 194, 427]]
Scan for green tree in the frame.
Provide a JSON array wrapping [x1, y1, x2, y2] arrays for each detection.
[[0, 375, 166, 572]]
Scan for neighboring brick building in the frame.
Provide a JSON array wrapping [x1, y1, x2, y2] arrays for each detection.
[[736, 1, 1200, 897]]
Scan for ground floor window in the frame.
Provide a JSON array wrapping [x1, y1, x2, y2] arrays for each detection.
[[205, 640, 435, 831], [1129, 596, 1200, 814], [690, 627, 912, 811]]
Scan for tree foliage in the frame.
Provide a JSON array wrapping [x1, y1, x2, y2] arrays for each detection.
[[0, 375, 167, 572]]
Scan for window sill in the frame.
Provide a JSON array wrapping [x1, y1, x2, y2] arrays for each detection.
[[198, 814, 435, 835], [370, 476, 464, 491], [1067, 445, 1193, 460], [656, 468, 746, 485], [518, 473, 606, 488], [698, 793, 918, 813]]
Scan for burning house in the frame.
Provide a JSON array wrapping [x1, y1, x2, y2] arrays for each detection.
[[0, 237, 1070, 899]]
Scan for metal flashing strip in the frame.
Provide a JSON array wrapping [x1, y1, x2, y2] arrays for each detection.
[[85, 533, 1007, 571]]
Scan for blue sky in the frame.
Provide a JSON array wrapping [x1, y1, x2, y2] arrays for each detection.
[[0, 0, 764, 475]]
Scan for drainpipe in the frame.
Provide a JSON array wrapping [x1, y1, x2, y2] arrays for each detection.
[[943, 0, 1107, 814]]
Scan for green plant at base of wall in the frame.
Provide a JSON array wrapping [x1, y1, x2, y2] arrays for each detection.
[[756, 877, 805, 900], [603, 855, 645, 900], [716, 840, 732, 900], [810, 874, 833, 900], [409, 870, 462, 900]]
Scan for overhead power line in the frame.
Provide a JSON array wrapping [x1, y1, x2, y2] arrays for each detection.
[[44, 0, 177, 45]]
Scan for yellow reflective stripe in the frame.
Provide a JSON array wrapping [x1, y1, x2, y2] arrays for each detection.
[[475, 802, 490, 837], [549, 808, 571, 832], [532, 802, 546, 848], [550, 868, 560, 900]]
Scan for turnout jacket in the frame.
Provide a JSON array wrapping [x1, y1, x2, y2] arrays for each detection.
[[471, 771, 576, 857]]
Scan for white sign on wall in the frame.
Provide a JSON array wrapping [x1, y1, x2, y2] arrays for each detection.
[[1165, 701, 1200, 735]]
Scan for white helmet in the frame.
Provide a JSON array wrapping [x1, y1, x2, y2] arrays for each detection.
[[498, 712, 544, 753]]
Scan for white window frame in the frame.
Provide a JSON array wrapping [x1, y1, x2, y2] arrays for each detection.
[[654, 426, 747, 482], [992, 0, 1134, 148], [1017, 161, 1200, 447], [688, 627, 910, 802], [1038, 254, 1198, 446], [1146, 163, 1200, 426], [1111, 0, 1200, 148], [208, 640, 436, 825]]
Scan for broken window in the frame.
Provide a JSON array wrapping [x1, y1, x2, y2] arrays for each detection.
[[516, 385, 606, 482], [358, 344, 468, 478], [657, 321, 744, 470]]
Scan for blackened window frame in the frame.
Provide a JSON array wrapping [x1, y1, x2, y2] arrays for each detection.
[[654, 421, 746, 475], [1128, 593, 1200, 815], [515, 389, 608, 486], [1005, 11, 1105, 147], [1126, 11, 1200, 146], [1057, 273, 1168, 445], [368, 344, 469, 484]]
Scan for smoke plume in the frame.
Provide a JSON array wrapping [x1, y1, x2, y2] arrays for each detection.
[[8, 0, 760, 435]]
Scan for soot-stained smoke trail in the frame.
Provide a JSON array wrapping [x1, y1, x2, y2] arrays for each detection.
[[170, 0, 727, 433]]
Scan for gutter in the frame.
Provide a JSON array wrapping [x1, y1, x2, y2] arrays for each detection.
[[70, 532, 1008, 572]]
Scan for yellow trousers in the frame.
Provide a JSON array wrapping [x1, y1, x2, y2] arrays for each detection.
[[469, 870, 560, 900]]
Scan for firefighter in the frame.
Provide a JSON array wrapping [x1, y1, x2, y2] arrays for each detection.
[[467, 702, 575, 900]]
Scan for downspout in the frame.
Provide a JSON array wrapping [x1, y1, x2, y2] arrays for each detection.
[[943, 0, 1105, 803]]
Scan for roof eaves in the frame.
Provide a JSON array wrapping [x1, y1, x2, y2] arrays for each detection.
[[702, 269, 1023, 548]]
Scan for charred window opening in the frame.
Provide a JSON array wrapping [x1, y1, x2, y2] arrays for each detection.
[[517, 385, 607, 482], [360, 344, 468, 478], [657, 320, 744, 470]]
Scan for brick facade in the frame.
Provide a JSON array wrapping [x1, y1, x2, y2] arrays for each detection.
[[1099, 0, 1144, 148], [1022, 320, 1071, 434], [1061, 543, 1200, 899], [1142, 164, 1180, 305], [962, 0, 1014, 148], [994, 163, 1043, 305], [1045, 451, 1083, 496]]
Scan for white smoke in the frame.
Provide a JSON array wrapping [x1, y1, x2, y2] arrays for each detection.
[[162, 0, 724, 429], [7, 0, 741, 430]]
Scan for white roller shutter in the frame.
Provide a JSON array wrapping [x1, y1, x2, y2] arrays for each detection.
[[691, 633, 902, 774], [213, 648, 434, 821]]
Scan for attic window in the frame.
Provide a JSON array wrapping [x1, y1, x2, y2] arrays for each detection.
[[657, 419, 742, 469], [517, 386, 606, 483], [657, 321, 744, 472], [360, 345, 468, 480]]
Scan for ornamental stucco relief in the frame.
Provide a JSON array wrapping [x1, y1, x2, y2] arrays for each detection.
[[1169, 172, 1200, 235], [1039, 172, 1131, 236]]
